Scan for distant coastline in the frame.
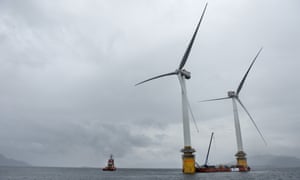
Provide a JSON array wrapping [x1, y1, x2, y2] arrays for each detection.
[[0, 153, 31, 167], [248, 154, 300, 168], [1, 153, 300, 168]]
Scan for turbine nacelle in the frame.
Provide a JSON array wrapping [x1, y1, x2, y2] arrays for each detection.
[[227, 91, 237, 98], [179, 69, 191, 79]]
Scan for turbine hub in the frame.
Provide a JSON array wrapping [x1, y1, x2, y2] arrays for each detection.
[[228, 91, 236, 97], [180, 69, 191, 79]]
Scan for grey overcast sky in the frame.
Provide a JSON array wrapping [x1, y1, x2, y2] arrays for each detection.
[[0, 0, 299, 168]]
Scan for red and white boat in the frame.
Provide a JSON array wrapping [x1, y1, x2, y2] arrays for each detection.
[[102, 154, 116, 171]]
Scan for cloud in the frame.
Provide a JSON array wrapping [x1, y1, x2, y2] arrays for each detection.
[[0, 0, 299, 168]]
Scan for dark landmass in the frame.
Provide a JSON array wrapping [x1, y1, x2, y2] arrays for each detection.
[[0, 153, 31, 167], [1, 152, 299, 168], [248, 154, 300, 168]]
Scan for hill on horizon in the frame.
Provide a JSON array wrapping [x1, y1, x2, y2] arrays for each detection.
[[1, 153, 300, 168], [247, 154, 300, 168], [0, 153, 30, 167]]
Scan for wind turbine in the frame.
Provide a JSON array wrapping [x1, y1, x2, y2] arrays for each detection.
[[136, 3, 208, 174], [200, 47, 266, 169]]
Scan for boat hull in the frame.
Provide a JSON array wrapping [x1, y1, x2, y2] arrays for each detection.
[[196, 166, 250, 173], [102, 167, 117, 171]]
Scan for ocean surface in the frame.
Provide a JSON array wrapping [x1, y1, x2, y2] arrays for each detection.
[[1, 167, 300, 180]]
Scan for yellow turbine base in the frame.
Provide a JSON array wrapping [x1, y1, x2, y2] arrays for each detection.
[[237, 158, 248, 167], [182, 156, 195, 174]]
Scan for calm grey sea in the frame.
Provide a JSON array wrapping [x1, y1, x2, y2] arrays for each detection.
[[0, 167, 300, 180]]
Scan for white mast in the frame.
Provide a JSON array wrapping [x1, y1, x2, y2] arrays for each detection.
[[178, 74, 191, 147], [231, 96, 243, 152]]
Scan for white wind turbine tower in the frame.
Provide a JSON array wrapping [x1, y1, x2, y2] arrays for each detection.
[[200, 47, 267, 169], [136, 3, 208, 174]]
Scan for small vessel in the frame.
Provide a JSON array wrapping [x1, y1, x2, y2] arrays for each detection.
[[102, 154, 116, 171], [195, 132, 250, 173]]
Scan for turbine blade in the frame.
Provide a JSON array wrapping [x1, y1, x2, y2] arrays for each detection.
[[178, 3, 208, 70], [178, 76, 199, 133], [236, 47, 263, 95], [135, 71, 178, 86], [199, 97, 230, 102], [236, 98, 267, 145], [186, 93, 200, 133]]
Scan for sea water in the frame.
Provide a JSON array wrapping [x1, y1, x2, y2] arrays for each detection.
[[1, 167, 300, 180]]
